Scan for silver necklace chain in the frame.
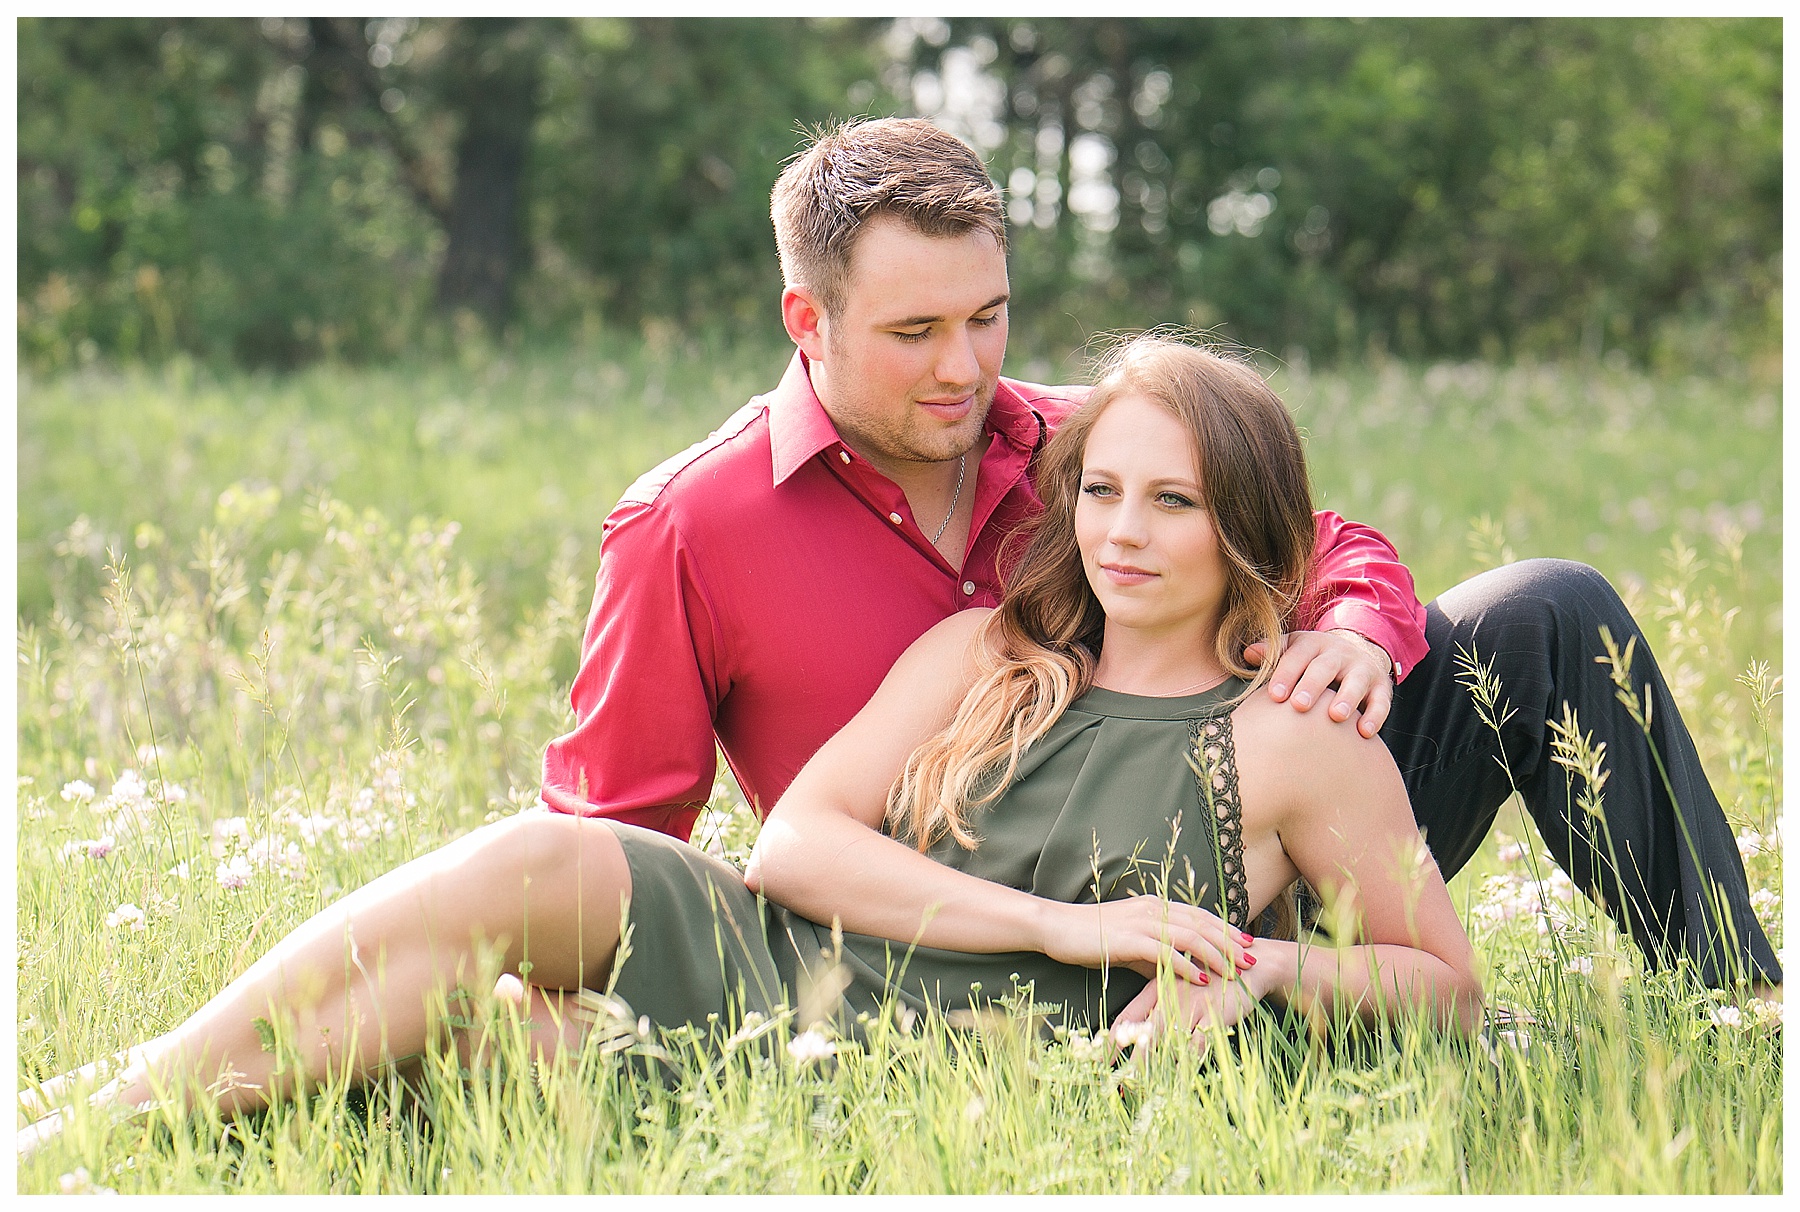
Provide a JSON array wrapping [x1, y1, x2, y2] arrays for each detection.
[[1161, 670, 1231, 696], [929, 452, 967, 546]]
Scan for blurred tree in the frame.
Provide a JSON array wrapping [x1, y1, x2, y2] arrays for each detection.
[[527, 17, 889, 337], [16, 16, 1780, 371], [933, 16, 1780, 366]]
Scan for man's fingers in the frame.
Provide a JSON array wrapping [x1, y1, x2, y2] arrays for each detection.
[[1359, 676, 1395, 737], [1329, 666, 1379, 722], [1243, 640, 1269, 669], [1287, 653, 1340, 711], [1264, 636, 1319, 703]]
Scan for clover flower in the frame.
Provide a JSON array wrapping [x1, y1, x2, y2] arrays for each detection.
[[786, 1028, 838, 1064], [216, 855, 254, 890], [105, 902, 147, 931], [60, 779, 96, 804]]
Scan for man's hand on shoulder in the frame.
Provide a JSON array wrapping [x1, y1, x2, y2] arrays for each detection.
[[1243, 629, 1395, 739]]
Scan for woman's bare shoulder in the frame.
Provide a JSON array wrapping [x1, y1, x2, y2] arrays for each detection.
[[1230, 687, 1400, 818], [895, 607, 996, 672]]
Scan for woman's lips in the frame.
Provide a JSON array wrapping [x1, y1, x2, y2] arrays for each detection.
[[1100, 562, 1157, 586]]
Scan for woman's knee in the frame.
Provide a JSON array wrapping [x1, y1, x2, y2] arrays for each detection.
[[442, 811, 629, 906], [505, 810, 629, 888]]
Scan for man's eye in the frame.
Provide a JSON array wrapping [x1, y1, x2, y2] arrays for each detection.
[[972, 312, 1001, 327], [894, 329, 930, 343]]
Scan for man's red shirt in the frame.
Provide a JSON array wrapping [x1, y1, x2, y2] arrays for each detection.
[[540, 352, 1429, 840]]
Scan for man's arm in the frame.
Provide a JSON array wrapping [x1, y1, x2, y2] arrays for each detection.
[[1245, 510, 1429, 738], [538, 500, 725, 841]]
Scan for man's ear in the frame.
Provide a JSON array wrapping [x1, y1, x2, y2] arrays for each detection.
[[781, 286, 829, 361]]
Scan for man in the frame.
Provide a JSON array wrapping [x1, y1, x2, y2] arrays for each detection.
[[542, 118, 1778, 990]]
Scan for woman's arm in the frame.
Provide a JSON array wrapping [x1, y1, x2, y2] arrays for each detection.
[[745, 610, 1246, 982], [1232, 696, 1484, 1033]]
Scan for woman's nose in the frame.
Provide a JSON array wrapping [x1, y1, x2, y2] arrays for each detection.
[[1108, 497, 1150, 547]]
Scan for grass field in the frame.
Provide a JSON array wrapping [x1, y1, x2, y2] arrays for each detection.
[[14, 341, 1782, 1193]]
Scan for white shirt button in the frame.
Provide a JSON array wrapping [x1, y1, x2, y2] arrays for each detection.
[[962, 581, 976, 596], [889, 512, 904, 525], [838, 450, 851, 464]]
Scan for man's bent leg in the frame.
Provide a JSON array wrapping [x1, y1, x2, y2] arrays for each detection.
[[1382, 558, 1779, 988]]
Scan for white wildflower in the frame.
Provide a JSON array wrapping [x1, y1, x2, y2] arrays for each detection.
[[1747, 999, 1783, 1027], [1565, 956, 1594, 976], [216, 855, 254, 890], [1496, 841, 1525, 863], [167, 860, 191, 880], [1708, 1005, 1743, 1028], [964, 1095, 987, 1123], [105, 902, 147, 932], [210, 816, 254, 858], [1750, 888, 1778, 912], [723, 1010, 774, 1051], [136, 743, 165, 765], [1735, 828, 1764, 859], [786, 1028, 838, 1064], [245, 836, 307, 879], [61, 779, 96, 804], [84, 835, 117, 860], [161, 782, 188, 804], [1111, 1020, 1156, 1050], [109, 769, 148, 807], [1068, 1029, 1110, 1061], [493, 973, 526, 1004]]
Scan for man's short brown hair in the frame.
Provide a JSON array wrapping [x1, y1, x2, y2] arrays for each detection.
[[771, 117, 1007, 319]]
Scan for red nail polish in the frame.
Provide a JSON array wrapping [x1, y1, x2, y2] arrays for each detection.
[[1197, 972, 1209, 985], [1242, 954, 1257, 967]]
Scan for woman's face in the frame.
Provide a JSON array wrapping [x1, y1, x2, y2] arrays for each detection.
[[1074, 393, 1228, 641]]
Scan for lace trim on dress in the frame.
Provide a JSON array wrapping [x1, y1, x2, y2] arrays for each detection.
[[1189, 715, 1249, 932]]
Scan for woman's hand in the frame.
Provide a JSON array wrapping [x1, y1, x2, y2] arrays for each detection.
[[1041, 896, 1255, 985], [1110, 942, 1282, 1046]]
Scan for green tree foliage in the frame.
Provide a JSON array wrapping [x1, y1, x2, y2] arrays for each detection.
[[18, 18, 443, 367], [946, 17, 1780, 366], [527, 18, 887, 338], [17, 17, 1780, 370]]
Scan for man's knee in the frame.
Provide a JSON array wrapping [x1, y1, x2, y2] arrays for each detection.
[[1436, 557, 1625, 635]]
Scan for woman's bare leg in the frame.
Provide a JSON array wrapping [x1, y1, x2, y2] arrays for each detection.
[[19, 812, 630, 1139]]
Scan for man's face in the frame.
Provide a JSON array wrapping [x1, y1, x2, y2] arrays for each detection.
[[800, 215, 1009, 473]]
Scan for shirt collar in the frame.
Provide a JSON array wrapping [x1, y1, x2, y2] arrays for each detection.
[[766, 350, 1048, 487], [766, 351, 845, 486]]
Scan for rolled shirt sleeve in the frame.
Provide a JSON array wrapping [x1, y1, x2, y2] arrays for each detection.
[[1299, 509, 1430, 682], [539, 499, 725, 841]]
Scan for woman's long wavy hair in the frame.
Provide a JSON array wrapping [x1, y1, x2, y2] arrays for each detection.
[[888, 333, 1319, 851]]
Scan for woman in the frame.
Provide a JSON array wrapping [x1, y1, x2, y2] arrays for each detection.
[[19, 335, 1481, 1150]]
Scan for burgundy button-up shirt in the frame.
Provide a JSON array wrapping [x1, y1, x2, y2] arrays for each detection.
[[540, 352, 1428, 840]]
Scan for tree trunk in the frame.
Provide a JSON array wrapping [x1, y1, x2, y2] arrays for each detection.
[[435, 19, 542, 329]]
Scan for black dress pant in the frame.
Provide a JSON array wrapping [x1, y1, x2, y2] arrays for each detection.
[[1381, 558, 1780, 987]]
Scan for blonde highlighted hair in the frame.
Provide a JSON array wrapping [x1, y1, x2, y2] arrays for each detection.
[[888, 333, 1318, 851]]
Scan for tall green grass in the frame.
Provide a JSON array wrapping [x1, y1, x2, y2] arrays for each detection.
[[15, 345, 1781, 1193]]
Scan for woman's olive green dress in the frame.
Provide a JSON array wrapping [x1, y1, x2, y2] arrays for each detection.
[[602, 679, 1250, 1036]]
